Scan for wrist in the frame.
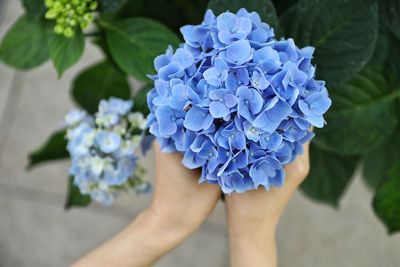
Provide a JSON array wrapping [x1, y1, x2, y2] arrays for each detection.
[[142, 206, 193, 247], [225, 196, 278, 267], [227, 220, 277, 267], [229, 233, 277, 267]]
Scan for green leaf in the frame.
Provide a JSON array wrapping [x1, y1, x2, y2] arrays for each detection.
[[373, 162, 400, 234], [22, 0, 46, 18], [207, 0, 280, 33], [0, 15, 49, 69], [65, 176, 91, 209], [49, 30, 85, 77], [367, 25, 391, 72], [98, 0, 128, 13], [132, 85, 151, 115], [71, 61, 131, 114], [280, 0, 378, 87], [363, 126, 400, 188], [314, 69, 399, 155], [272, 0, 299, 15], [300, 145, 359, 206], [381, 0, 400, 40], [99, 18, 180, 81], [27, 130, 68, 169], [120, 0, 209, 34], [386, 35, 400, 86]]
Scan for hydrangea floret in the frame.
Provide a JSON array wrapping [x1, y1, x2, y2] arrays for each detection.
[[147, 9, 332, 193], [65, 97, 150, 205], [45, 0, 97, 37]]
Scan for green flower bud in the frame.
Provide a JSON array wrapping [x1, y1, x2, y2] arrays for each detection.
[[45, 0, 97, 37], [54, 24, 64, 34], [45, 0, 55, 7], [69, 19, 77, 26], [63, 27, 74, 37], [56, 17, 65, 24], [80, 21, 89, 29], [53, 2, 62, 10], [45, 9, 58, 19], [90, 2, 98, 10], [83, 13, 93, 22]]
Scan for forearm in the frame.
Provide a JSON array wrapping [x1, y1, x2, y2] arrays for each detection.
[[227, 220, 277, 267], [225, 190, 280, 267], [71, 208, 185, 267]]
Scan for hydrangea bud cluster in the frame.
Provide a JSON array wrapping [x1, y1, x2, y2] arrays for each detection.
[[147, 9, 332, 193], [45, 0, 97, 37], [65, 98, 150, 205]]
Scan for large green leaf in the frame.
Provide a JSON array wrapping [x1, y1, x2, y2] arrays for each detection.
[[373, 162, 400, 234], [132, 86, 151, 115], [71, 61, 131, 114], [65, 176, 91, 209], [99, 18, 180, 81], [300, 145, 359, 206], [49, 30, 85, 77], [98, 0, 128, 13], [272, 0, 299, 15], [314, 69, 399, 155], [207, 0, 280, 33], [27, 130, 68, 169], [22, 0, 46, 18], [280, 0, 378, 87], [120, 0, 209, 33], [381, 0, 400, 40], [386, 35, 400, 86], [363, 126, 400, 188], [368, 25, 391, 72], [0, 15, 49, 69]]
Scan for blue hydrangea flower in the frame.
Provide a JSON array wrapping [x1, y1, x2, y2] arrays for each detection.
[[209, 89, 238, 118], [64, 109, 87, 126], [66, 98, 151, 205], [95, 131, 122, 153], [147, 8, 332, 194]]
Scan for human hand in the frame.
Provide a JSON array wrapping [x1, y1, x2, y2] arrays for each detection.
[[225, 140, 311, 267], [148, 141, 222, 245], [72, 141, 221, 267]]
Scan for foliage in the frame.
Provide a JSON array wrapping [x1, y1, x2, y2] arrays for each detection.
[[373, 163, 400, 234], [71, 60, 131, 113], [1, 0, 400, 234]]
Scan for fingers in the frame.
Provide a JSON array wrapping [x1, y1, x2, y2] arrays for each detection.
[[283, 129, 313, 188]]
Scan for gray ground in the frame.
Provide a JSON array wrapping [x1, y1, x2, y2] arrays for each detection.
[[0, 1, 400, 266]]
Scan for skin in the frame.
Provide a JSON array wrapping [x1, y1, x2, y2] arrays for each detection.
[[225, 139, 310, 267], [72, 140, 310, 267]]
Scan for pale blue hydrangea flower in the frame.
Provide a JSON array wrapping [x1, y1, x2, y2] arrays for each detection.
[[147, 8, 332, 193], [65, 98, 151, 205]]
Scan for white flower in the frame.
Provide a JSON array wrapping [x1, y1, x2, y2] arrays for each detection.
[[128, 112, 147, 129]]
